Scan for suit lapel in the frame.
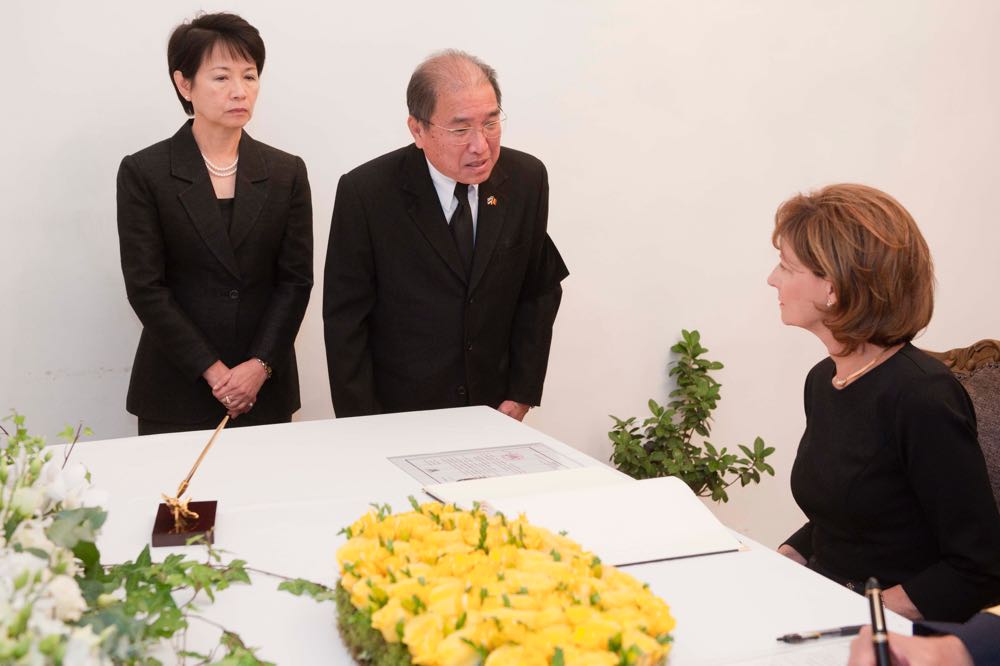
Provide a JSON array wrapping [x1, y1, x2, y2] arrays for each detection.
[[171, 122, 241, 279], [402, 146, 467, 284], [229, 130, 269, 250], [469, 157, 509, 293]]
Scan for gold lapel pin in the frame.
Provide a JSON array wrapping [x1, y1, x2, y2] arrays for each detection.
[[486, 195, 497, 206]]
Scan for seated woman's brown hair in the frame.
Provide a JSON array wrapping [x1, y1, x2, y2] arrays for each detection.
[[772, 183, 934, 356]]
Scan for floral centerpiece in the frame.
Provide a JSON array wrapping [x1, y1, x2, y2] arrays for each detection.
[[335, 500, 675, 665]]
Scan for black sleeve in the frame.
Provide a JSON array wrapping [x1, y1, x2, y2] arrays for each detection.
[[505, 164, 569, 406], [783, 368, 816, 559], [783, 522, 814, 560], [323, 174, 381, 417], [117, 154, 218, 379], [897, 375, 1000, 620], [248, 156, 314, 368]]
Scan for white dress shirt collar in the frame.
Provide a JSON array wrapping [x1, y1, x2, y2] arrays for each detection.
[[425, 157, 480, 234]]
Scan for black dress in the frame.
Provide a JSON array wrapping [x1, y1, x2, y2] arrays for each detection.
[[784, 343, 1000, 621]]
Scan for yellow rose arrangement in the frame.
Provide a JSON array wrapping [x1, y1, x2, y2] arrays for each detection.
[[335, 499, 675, 666]]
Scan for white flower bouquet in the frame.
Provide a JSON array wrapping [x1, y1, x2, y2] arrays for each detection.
[[0, 414, 266, 666]]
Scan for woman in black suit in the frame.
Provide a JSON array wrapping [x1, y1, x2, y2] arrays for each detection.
[[117, 13, 312, 435], [767, 184, 1000, 621]]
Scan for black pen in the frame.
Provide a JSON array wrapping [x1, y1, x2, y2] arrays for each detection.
[[865, 577, 891, 666], [776, 624, 864, 643]]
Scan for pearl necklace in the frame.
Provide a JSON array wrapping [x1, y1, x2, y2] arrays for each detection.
[[202, 153, 239, 178], [832, 345, 893, 388]]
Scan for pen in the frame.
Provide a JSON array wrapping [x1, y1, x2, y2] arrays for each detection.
[[865, 577, 891, 666], [776, 624, 864, 643]]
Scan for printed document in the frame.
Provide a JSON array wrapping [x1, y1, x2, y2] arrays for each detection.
[[389, 443, 581, 484]]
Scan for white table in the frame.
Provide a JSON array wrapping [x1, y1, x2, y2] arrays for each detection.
[[71, 406, 909, 665]]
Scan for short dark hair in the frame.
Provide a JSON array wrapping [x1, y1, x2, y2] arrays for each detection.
[[773, 183, 935, 355], [167, 12, 265, 116], [407, 50, 502, 124]]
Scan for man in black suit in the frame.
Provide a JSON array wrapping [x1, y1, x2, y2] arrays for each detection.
[[323, 50, 568, 419]]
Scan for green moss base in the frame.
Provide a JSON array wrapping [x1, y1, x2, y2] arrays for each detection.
[[336, 581, 412, 666]]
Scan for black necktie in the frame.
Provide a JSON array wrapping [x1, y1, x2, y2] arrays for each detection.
[[450, 182, 474, 277]]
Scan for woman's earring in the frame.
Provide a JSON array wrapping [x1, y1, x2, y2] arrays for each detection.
[[826, 297, 834, 308]]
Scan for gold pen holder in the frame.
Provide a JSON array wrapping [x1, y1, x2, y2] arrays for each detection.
[[150, 414, 228, 547], [152, 500, 218, 547]]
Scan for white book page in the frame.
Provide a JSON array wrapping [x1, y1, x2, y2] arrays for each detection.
[[488, 476, 742, 566], [424, 465, 633, 508], [724, 640, 851, 665]]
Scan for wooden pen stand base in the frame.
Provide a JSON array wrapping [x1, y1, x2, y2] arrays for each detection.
[[151, 500, 217, 547]]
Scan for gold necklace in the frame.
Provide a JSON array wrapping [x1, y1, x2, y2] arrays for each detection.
[[832, 346, 893, 388]]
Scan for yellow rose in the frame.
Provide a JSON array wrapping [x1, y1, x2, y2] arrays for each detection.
[[427, 578, 465, 616], [404, 613, 445, 664], [533, 624, 574, 649], [564, 604, 596, 626], [572, 615, 622, 650], [568, 648, 620, 666], [349, 578, 383, 610], [337, 536, 379, 568], [370, 596, 408, 643], [482, 644, 548, 666], [501, 569, 557, 595], [433, 631, 480, 666]]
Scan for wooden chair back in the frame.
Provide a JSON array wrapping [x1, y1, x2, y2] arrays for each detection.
[[925, 340, 1000, 513]]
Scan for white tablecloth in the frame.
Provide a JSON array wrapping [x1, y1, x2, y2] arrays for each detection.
[[70, 406, 909, 665]]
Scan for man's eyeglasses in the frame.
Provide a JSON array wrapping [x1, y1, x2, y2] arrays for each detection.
[[425, 111, 507, 146]]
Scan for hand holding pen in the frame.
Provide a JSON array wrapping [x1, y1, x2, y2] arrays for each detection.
[[865, 577, 891, 666], [847, 626, 974, 666]]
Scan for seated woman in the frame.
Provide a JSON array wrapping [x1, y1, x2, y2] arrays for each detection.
[[767, 183, 1000, 622]]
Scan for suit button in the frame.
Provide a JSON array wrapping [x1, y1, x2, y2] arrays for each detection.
[[456, 385, 467, 397], [229, 289, 240, 300], [467, 297, 474, 305], [465, 342, 473, 351]]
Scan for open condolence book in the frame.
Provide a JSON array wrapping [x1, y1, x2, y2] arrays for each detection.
[[424, 468, 742, 567]]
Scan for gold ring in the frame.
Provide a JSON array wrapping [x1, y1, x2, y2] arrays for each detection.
[[224, 395, 231, 405], [249, 402, 254, 408]]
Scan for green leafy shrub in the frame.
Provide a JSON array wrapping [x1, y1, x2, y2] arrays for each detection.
[[609, 330, 775, 502]]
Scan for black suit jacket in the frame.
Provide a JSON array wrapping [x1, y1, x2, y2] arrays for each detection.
[[323, 144, 568, 417], [918, 612, 1000, 664], [117, 121, 313, 424]]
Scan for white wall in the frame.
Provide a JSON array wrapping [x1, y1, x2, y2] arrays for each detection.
[[3, 0, 998, 547]]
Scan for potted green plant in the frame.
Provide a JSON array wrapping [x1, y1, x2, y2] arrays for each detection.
[[609, 330, 775, 502]]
